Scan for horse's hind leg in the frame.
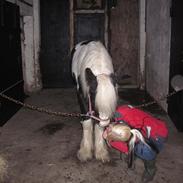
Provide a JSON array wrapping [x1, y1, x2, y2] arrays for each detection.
[[94, 124, 110, 163], [77, 119, 93, 161]]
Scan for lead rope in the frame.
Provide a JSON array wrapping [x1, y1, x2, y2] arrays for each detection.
[[86, 94, 109, 123]]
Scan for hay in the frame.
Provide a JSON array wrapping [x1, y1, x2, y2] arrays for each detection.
[[0, 156, 8, 182]]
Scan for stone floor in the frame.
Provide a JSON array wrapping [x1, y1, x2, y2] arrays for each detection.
[[0, 88, 183, 183]]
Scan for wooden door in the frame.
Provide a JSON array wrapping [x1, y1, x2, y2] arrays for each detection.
[[71, 0, 108, 47], [109, 0, 139, 87], [168, 0, 183, 131], [40, 0, 73, 88], [74, 13, 105, 44]]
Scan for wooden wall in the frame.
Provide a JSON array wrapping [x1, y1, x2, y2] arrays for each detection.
[[146, 0, 171, 111], [109, 0, 139, 86]]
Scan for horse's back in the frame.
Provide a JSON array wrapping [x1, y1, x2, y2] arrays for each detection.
[[71, 41, 113, 79]]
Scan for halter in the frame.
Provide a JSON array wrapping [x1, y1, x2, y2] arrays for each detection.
[[85, 94, 110, 124]]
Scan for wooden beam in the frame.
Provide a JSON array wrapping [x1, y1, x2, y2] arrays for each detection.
[[70, 0, 74, 51]]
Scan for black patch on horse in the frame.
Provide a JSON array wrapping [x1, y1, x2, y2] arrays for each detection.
[[75, 68, 98, 120], [110, 73, 117, 87], [71, 47, 76, 61], [70, 47, 76, 85], [85, 68, 97, 86], [81, 40, 93, 46], [76, 75, 90, 120], [85, 68, 97, 112]]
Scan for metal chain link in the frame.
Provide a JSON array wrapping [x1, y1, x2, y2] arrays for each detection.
[[0, 93, 85, 118], [0, 90, 178, 118], [134, 90, 177, 108]]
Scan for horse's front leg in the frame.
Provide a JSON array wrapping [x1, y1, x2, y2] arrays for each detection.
[[94, 124, 110, 163], [77, 119, 93, 162]]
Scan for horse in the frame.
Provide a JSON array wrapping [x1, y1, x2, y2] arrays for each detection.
[[71, 40, 118, 162]]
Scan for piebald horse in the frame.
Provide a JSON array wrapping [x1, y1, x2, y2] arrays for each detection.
[[71, 41, 118, 162]]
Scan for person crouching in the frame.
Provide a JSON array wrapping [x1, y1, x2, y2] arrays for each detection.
[[103, 105, 168, 183]]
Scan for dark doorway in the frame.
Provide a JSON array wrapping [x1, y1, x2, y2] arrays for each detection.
[[0, 1, 24, 126], [40, 0, 73, 88], [74, 13, 105, 44], [168, 0, 183, 131], [73, 0, 107, 46]]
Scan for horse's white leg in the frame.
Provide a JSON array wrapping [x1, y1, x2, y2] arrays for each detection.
[[77, 119, 93, 161], [94, 124, 110, 162]]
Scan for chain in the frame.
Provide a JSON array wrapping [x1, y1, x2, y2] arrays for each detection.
[[0, 80, 23, 94], [134, 90, 177, 108], [0, 90, 178, 118], [0, 93, 85, 118]]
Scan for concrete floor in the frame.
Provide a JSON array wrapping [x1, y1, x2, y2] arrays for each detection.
[[0, 88, 183, 183]]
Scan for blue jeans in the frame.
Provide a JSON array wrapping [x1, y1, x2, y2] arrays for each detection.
[[134, 137, 166, 160]]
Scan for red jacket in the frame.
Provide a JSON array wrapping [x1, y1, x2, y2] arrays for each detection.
[[109, 105, 168, 154]]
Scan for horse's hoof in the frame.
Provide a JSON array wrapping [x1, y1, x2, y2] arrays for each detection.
[[77, 149, 93, 162], [95, 151, 110, 163]]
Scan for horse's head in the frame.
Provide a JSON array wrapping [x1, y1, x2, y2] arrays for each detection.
[[85, 68, 118, 127]]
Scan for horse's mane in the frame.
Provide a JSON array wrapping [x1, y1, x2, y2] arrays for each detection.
[[95, 74, 117, 119]]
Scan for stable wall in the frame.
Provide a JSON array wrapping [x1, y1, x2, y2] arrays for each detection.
[[6, 0, 42, 94], [4, 0, 172, 104], [146, 0, 171, 111]]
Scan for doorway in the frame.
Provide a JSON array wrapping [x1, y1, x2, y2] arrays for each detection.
[[0, 1, 24, 126], [70, 0, 108, 47], [40, 0, 73, 88], [168, 0, 183, 131], [40, 0, 140, 88]]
